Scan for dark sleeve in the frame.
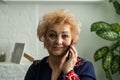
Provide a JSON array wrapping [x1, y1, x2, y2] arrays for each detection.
[[24, 61, 39, 80], [77, 61, 96, 80]]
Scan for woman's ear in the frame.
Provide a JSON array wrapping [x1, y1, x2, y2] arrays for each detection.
[[44, 40, 47, 48]]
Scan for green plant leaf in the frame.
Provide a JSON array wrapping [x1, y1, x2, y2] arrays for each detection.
[[105, 70, 113, 80], [111, 55, 120, 74], [119, 57, 120, 74], [96, 29, 119, 41], [91, 21, 112, 32], [115, 39, 120, 55], [113, 1, 120, 15], [111, 23, 120, 32], [102, 51, 113, 70], [94, 46, 109, 61], [109, 0, 117, 3], [111, 41, 119, 50]]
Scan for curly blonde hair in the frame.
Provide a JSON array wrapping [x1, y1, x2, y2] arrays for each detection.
[[37, 9, 81, 44]]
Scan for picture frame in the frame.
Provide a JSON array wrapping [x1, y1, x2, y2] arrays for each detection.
[[11, 43, 25, 64]]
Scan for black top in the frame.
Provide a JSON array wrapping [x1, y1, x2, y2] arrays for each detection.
[[24, 56, 96, 80]]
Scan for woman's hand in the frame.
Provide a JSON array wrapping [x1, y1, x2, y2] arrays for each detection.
[[62, 45, 78, 74]]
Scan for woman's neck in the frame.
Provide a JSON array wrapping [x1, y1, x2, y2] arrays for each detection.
[[48, 55, 66, 70], [48, 55, 67, 80]]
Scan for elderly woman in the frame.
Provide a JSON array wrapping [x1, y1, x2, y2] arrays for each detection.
[[24, 9, 96, 80]]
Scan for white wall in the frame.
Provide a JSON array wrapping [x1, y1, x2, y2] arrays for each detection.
[[0, 1, 120, 80]]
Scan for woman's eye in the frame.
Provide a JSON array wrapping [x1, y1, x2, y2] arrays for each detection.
[[48, 33, 56, 38], [62, 35, 69, 38]]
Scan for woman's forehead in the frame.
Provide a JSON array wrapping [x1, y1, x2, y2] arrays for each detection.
[[47, 24, 71, 33]]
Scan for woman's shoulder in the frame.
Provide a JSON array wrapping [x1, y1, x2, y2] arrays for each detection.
[[32, 56, 48, 66], [75, 57, 96, 79], [76, 57, 95, 75], [76, 57, 94, 68]]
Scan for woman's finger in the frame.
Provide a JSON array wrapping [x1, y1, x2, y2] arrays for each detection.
[[69, 45, 77, 58]]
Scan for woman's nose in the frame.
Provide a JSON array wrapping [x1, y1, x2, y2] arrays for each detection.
[[56, 37, 62, 45]]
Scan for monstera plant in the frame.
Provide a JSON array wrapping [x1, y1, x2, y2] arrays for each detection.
[[90, 0, 120, 80]]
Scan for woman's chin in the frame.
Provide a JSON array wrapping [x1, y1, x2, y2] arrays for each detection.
[[52, 51, 66, 57], [53, 53, 62, 56]]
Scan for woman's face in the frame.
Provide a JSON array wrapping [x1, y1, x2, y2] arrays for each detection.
[[44, 24, 72, 57]]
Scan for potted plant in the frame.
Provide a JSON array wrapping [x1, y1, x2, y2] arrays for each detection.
[[90, 0, 120, 80], [0, 49, 6, 62], [110, 0, 120, 15]]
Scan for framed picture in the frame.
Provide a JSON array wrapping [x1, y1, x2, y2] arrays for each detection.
[[11, 43, 25, 64]]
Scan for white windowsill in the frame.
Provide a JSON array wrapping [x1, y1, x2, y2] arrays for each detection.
[[0, 62, 30, 66]]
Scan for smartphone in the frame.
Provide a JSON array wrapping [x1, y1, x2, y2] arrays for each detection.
[[66, 40, 73, 61], [66, 51, 71, 61]]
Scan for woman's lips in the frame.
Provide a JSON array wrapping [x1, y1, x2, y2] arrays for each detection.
[[53, 47, 63, 51]]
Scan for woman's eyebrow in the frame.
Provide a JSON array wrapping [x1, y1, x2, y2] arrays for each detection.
[[47, 30, 56, 33], [62, 31, 70, 34], [47, 30, 70, 34]]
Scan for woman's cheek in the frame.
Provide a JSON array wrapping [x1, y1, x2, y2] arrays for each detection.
[[44, 38, 53, 47], [64, 40, 72, 46]]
